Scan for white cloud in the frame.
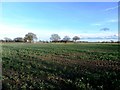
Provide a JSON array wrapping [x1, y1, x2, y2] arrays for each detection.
[[91, 23, 102, 26], [0, 23, 76, 40], [100, 27, 110, 31], [105, 5, 120, 11], [106, 19, 118, 23], [91, 18, 118, 26], [0, 24, 29, 39]]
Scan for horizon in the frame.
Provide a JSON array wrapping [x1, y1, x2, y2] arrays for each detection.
[[0, 2, 119, 42]]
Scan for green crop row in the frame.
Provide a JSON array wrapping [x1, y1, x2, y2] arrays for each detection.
[[2, 43, 120, 90]]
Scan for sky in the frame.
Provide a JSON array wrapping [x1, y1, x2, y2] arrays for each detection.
[[0, 2, 119, 42]]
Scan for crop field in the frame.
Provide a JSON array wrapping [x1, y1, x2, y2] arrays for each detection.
[[1, 43, 120, 90]]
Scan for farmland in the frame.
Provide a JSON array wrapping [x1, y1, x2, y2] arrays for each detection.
[[1, 43, 120, 90]]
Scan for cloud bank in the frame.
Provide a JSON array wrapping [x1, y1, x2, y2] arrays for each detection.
[[0, 23, 118, 41]]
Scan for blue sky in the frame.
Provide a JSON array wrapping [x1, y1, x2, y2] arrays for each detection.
[[0, 2, 118, 41]]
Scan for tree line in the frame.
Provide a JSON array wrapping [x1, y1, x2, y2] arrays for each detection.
[[0, 32, 80, 43]]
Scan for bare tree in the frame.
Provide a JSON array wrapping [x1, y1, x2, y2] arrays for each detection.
[[14, 37, 24, 42], [24, 32, 37, 43], [50, 34, 61, 42], [62, 36, 71, 43], [73, 36, 80, 42], [63, 36, 71, 41], [4, 37, 12, 42]]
